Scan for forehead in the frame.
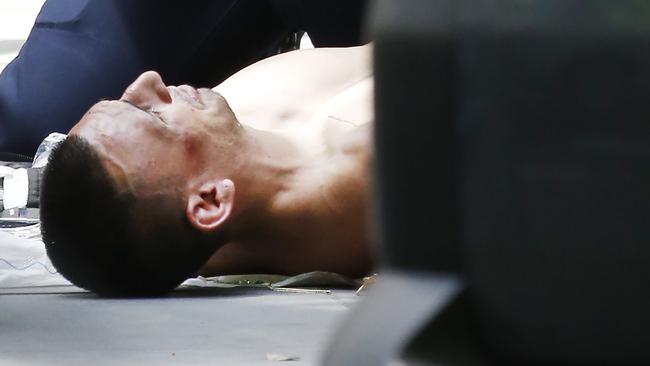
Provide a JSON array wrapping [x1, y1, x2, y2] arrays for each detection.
[[70, 100, 171, 154], [68, 100, 174, 190]]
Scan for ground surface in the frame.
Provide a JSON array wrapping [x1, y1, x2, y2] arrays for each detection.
[[0, 288, 359, 366]]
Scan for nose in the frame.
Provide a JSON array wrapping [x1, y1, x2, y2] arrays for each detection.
[[120, 71, 172, 108]]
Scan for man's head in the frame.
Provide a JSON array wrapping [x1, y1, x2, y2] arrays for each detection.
[[41, 71, 247, 296]]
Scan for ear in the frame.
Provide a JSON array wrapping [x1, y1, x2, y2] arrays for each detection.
[[186, 179, 236, 232]]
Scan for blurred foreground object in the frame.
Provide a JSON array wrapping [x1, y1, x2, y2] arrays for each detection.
[[325, 1, 650, 365]]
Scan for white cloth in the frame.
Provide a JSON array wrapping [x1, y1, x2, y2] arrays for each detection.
[[0, 224, 70, 288], [0, 166, 29, 209]]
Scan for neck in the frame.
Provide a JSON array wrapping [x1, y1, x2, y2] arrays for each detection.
[[223, 124, 305, 238]]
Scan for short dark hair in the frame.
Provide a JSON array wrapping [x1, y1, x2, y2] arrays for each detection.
[[40, 136, 215, 296]]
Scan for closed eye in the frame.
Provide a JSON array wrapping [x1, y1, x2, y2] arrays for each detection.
[[149, 109, 168, 125], [120, 100, 167, 125]]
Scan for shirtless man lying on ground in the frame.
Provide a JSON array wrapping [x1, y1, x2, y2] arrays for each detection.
[[40, 45, 374, 296]]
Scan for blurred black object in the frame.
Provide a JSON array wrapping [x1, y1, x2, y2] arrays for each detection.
[[325, 1, 650, 365]]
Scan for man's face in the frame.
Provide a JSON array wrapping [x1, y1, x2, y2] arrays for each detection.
[[69, 71, 241, 195]]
